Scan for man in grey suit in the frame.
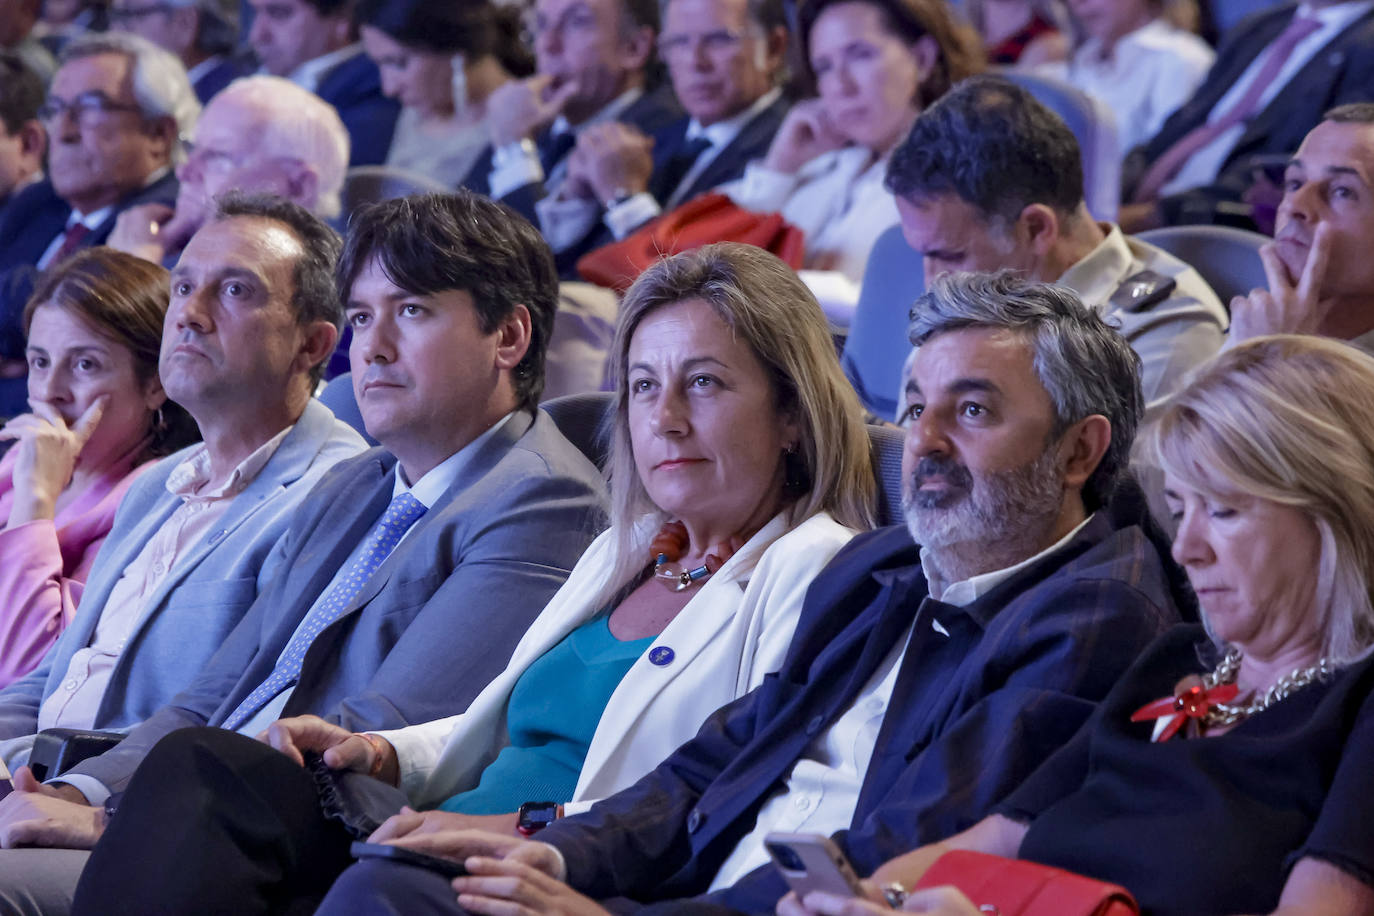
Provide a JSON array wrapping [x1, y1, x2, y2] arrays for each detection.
[[0, 191, 608, 914]]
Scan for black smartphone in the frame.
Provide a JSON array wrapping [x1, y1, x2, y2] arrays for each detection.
[[764, 832, 866, 900], [349, 841, 468, 878]]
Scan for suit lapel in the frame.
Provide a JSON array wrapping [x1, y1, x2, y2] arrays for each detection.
[[306, 411, 535, 628], [119, 401, 337, 644], [260, 456, 395, 650], [680, 95, 789, 202]]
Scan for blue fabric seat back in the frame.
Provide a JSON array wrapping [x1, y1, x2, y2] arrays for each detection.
[[1136, 224, 1268, 306], [317, 372, 378, 446], [1002, 71, 1121, 222], [841, 225, 924, 422]]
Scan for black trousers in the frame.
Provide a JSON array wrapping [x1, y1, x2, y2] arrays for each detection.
[[71, 727, 368, 916]]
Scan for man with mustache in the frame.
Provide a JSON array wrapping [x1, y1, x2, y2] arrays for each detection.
[[1228, 103, 1374, 353], [242, 271, 1183, 916], [0, 191, 608, 914]]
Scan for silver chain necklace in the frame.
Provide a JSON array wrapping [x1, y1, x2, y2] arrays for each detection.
[[1201, 648, 1334, 728]]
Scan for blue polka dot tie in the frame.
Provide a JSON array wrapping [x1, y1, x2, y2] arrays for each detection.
[[221, 492, 428, 731]]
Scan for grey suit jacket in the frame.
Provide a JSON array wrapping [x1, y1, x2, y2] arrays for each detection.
[[67, 408, 609, 796], [0, 399, 367, 766]]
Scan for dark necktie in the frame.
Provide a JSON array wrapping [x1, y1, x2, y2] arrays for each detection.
[[48, 222, 91, 267], [658, 136, 714, 205], [541, 130, 578, 173]]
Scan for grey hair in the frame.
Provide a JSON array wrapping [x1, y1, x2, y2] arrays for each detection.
[[209, 76, 350, 218], [60, 32, 200, 164], [908, 270, 1143, 511]]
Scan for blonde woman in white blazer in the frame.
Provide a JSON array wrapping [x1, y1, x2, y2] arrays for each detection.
[[132, 243, 881, 912], [383, 506, 853, 815]]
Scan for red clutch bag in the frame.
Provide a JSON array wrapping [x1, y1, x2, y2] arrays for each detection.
[[913, 850, 1139, 916], [576, 192, 806, 292]]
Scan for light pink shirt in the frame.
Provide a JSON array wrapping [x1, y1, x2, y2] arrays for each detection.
[[0, 442, 153, 688], [36, 428, 292, 732]]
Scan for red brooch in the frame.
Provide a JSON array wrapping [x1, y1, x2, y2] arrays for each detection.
[[1130, 675, 1240, 742]]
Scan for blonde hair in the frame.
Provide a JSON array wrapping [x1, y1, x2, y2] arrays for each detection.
[[1145, 336, 1374, 665], [600, 243, 877, 599]]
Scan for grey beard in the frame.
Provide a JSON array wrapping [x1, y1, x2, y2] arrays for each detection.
[[904, 445, 1067, 582]]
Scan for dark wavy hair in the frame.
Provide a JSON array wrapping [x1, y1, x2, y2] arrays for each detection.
[[336, 192, 558, 412], [886, 75, 1084, 225], [355, 0, 534, 77]]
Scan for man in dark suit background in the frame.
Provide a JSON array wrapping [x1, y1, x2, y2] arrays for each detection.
[[0, 52, 45, 224], [279, 271, 1182, 916], [0, 32, 195, 409], [108, 0, 251, 105], [1120, 0, 1374, 232], [245, 0, 398, 166], [462, 0, 682, 238], [542, 0, 791, 275]]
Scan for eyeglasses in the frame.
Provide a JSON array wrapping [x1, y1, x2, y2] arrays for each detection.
[[108, 2, 173, 23], [38, 90, 145, 124], [657, 28, 755, 61]]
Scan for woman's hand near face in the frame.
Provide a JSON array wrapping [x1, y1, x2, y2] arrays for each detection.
[[0, 396, 106, 527], [764, 99, 849, 175]]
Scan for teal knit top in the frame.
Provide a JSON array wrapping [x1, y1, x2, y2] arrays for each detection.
[[439, 614, 654, 814]]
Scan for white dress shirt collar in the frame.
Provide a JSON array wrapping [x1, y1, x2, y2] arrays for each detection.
[[286, 43, 363, 93], [922, 513, 1096, 607], [393, 411, 516, 506]]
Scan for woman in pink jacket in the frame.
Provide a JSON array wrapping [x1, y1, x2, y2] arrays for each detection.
[[0, 248, 199, 686]]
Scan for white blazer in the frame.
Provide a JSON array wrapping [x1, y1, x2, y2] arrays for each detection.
[[377, 510, 855, 812]]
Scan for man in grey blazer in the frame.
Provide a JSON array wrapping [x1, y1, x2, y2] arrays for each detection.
[[0, 191, 608, 913], [0, 193, 366, 770]]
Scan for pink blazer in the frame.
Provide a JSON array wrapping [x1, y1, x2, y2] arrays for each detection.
[[0, 445, 154, 687]]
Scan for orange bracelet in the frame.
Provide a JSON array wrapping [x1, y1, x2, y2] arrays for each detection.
[[355, 732, 390, 779]]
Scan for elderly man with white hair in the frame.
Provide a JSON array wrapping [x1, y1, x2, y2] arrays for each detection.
[[107, 75, 351, 268], [0, 30, 198, 393], [109, 0, 250, 103]]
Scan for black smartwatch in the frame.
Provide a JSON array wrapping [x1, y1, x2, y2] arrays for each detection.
[[516, 800, 562, 836]]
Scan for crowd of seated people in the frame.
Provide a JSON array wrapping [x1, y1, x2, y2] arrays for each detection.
[[0, 1, 1369, 914]]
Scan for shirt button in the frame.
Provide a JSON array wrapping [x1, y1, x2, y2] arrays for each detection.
[[868, 698, 884, 715], [687, 810, 704, 833], [153, 563, 165, 576], [793, 796, 812, 811], [805, 715, 824, 736], [64, 679, 78, 691]]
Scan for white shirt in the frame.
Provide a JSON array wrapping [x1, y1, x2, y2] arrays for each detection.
[[285, 43, 364, 94], [230, 412, 515, 736], [1038, 19, 1214, 156], [1163, 1, 1374, 195], [706, 515, 1095, 890], [723, 145, 899, 329]]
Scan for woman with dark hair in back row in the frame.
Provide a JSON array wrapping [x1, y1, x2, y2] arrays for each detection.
[[357, 0, 535, 187]]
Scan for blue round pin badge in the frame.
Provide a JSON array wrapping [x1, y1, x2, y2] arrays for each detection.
[[648, 646, 675, 666]]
